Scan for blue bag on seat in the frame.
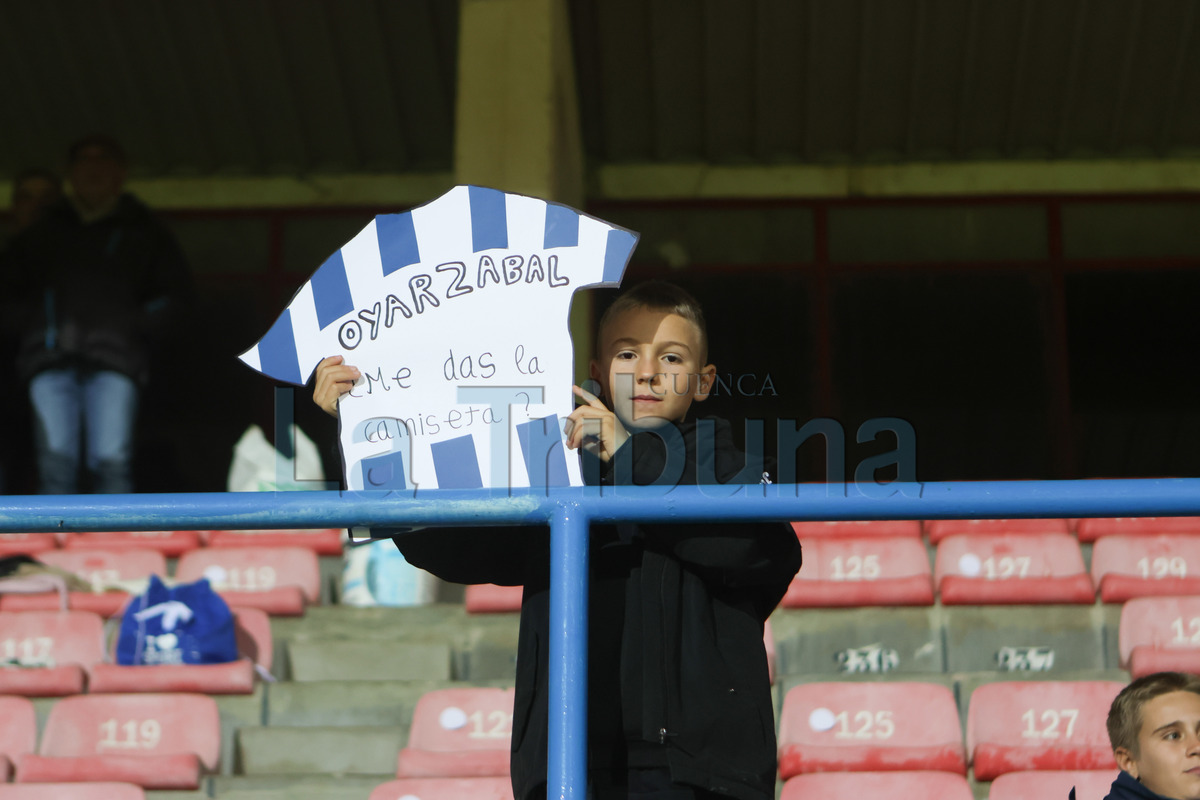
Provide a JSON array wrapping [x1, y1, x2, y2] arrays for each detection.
[[115, 575, 239, 666]]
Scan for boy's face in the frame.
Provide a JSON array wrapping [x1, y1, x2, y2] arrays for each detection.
[[1116, 690, 1200, 800], [590, 307, 715, 430], [68, 145, 126, 211]]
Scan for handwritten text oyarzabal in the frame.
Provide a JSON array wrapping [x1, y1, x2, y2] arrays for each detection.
[[337, 253, 570, 351]]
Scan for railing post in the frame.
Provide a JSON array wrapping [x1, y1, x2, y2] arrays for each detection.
[[548, 501, 590, 800]]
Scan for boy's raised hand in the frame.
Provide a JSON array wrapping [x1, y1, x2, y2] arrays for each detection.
[[313, 355, 360, 418], [565, 384, 629, 462]]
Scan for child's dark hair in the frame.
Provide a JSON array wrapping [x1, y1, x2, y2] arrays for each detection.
[[67, 133, 127, 165], [1108, 671, 1200, 755], [10, 167, 61, 201], [596, 280, 709, 362]]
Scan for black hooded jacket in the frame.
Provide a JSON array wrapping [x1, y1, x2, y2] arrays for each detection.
[[1071, 770, 1178, 800], [394, 417, 803, 800], [2, 193, 190, 385]]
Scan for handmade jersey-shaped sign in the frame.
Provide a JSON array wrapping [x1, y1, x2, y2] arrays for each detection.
[[240, 186, 637, 491]]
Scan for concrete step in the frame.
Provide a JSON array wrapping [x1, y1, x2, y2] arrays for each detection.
[[147, 787, 210, 800], [216, 687, 268, 776], [771, 606, 945, 675], [287, 638, 454, 681], [236, 724, 405, 776], [211, 775, 386, 800], [943, 605, 1107, 672], [275, 603, 519, 681], [771, 602, 1127, 678], [266, 679, 477, 727]]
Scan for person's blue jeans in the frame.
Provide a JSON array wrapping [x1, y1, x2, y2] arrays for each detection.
[[29, 368, 138, 494]]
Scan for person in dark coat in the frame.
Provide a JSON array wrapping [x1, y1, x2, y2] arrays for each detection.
[[316, 281, 803, 799], [4, 134, 190, 494], [1074, 672, 1200, 800], [1, 167, 62, 494]]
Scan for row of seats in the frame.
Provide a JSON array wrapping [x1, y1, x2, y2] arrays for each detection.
[[400, 681, 1126, 784], [0, 529, 344, 558], [794, 516, 1200, 543], [14, 593, 1193, 696], [0, 609, 272, 696], [0, 547, 321, 617], [791, 531, 1200, 606], [467, 533, 1200, 610], [4, 516, 1194, 558], [6, 522, 1197, 617], [0, 771, 1119, 800], [0, 681, 1126, 789], [779, 680, 1119, 780], [777, 770, 1114, 800]]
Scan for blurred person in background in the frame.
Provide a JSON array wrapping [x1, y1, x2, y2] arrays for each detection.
[[1, 167, 63, 493], [3, 134, 190, 494]]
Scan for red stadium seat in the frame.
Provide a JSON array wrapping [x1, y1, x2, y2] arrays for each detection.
[[0, 697, 36, 782], [988, 769, 1116, 800], [15, 693, 220, 789], [966, 681, 1122, 781], [0, 611, 105, 696], [62, 531, 202, 558], [0, 783, 146, 799], [780, 771, 973, 800], [369, 777, 514, 800], [790, 520, 922, 539], [1, 550, 167, 617], [1091, 534, 1200, 603], [464, 585, 523, 614], [396, 688, 515, 778], [204, 528, 344, 556], [925, 519, 1071, 545], [1076, 516, 1200, 543], [1118, 596, 1200, 677], [776, 681, 966, 779], [87, 659, 255, 696], [175, 547, 319, 616], [230, 607, 274, 674], [781, 536, 934, 607], [934, 533, 1094, 604], [0, 535, 60, 558], [87, 608, 268, 695]]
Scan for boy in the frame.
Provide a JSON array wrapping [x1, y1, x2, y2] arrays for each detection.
[[314, 281, 803, 800], [1088, 672, 1200, 800]]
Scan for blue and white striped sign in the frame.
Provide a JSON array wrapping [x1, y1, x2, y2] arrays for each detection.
[[240, 185, 637, 490]]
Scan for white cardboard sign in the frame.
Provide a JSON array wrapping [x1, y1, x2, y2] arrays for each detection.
[[240, 185, 637, 491]]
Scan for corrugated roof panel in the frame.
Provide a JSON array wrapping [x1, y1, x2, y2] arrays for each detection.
[[750, 0, 807, 162], [3, 0, 1200, 184], [570, 0, 1200, 167], [0, 0, 456, 181]]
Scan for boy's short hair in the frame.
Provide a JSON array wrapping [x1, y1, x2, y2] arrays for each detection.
[[1107, 671, 1200, 755], [596, 280, 709, 363], [67, 133, 127, 165]]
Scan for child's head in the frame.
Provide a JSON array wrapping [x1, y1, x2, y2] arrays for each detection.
[[590, 280, 716, 430], [1109, 671, 1200, 799], [10, 167, 61, 231], [66, 133, 127, 212]]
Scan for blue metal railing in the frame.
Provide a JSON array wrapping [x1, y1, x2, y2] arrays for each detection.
[[3, 478, 1200, 799]]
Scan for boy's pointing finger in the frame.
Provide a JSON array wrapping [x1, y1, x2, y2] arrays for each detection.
[[572, 384, 606, 409]]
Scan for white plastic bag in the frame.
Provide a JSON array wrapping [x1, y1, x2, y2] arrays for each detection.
[[340, 538, 438, 607], [227, 425, 325, 492]]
